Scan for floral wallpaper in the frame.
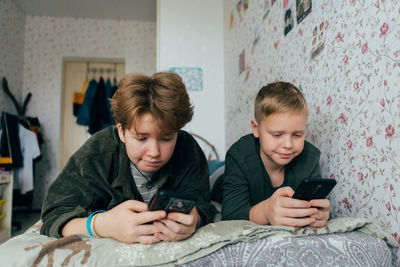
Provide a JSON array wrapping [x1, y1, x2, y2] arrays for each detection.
[[224, 0, 400, 262], [0, 0, 24, 113], [21, 15, 156, 208]]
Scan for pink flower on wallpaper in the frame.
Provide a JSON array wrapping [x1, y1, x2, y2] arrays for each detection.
[[362, 42, 368, 54], [392, 233, 400, 244], [347, 140, 353, 149], [375, 0, 379, 8], [353, 82, 359, 91], [341, 198, 350, 209], [380, 99, 385, 107], [384, 80, 388, 86], [380, 23, 389, 37], [274, 41, 279, 49], [394, 50, 400, 57], [358, 172, 363, 181], [386, 202, 391, 211], [283, 0, 289, 8], [335, 32, 343, 42], [390, 184, 394, 191], [298, 29, 303, 36], [330, 174, 335, 179], [316, 106, 320, 114], [327, 96, 332, 105], [366, 137, 373, 147], [385, 124, 394, 139], [325, 21, 329, 30], [303, 46, 307, 53], [339, 113, 347, 124], [343, 55, 349, 64]]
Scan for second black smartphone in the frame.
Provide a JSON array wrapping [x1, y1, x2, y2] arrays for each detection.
[[148, 190, 197, 214], [292, 178, 337, 201]]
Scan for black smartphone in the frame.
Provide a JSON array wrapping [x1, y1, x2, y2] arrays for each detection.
[[148, 189, 197, 214], [292, 178, 337, 201]]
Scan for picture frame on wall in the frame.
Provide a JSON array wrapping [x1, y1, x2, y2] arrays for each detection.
[[296, 0, 312, 24], [284, 6, 294, 36]]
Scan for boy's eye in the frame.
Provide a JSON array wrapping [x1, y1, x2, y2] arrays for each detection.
[[161, 137, 173, 142], [272, 133, 281, 137], [136, 137, 147, 141]]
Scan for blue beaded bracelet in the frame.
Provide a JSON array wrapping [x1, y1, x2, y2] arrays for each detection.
[[86, 210, 106, 237]]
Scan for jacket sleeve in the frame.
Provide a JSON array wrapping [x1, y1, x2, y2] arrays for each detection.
[[40, 154, 112, 238], [221, 151, 252, 221]]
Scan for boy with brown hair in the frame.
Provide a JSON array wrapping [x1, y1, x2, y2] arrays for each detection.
[[41, 72, 214, 244], [221, 82, 330, 227]]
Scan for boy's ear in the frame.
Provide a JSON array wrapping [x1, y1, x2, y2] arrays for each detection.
[[117, 124, 126, 143], [251, 120, 260, 138]]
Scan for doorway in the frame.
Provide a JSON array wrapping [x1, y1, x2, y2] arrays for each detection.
[[60, 59, 125, 171]]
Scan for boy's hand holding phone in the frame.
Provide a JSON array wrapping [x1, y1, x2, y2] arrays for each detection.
[[94, 200, 167, 244], [153, 206, 200, 242], [250, 178, 335, 228], [148, 190, 200, 241], [250, 187, 318, 226]]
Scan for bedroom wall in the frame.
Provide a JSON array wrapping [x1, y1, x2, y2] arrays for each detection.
[[0, 0, 24, 113], [22, 15, 156, 208], [157, 0, 225, 159], [224, 0, 400, 260]]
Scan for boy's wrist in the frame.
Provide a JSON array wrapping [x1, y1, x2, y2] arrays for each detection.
[[94, 212, 109, 238]]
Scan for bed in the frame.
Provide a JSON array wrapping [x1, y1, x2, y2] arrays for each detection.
[[0, 216, 397, 266], [0, 155, 398, 266]]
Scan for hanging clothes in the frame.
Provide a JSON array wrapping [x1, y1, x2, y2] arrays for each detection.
[[105, 78, 114, 125], [76, 79, 98, 126], [89, 77, 112, 134], [73, 77, 89, 117], [26, 117, 44, 145], [13, 123, 41, 194], [0, 112, 23, 168]]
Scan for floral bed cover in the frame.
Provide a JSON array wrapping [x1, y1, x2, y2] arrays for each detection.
[[0, 217, 397, 267]]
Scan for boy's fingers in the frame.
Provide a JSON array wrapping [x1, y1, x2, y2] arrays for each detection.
[[136, 235, 161, 244], [135, 211, 167, 225], [282, 207, 318, 218], [284, 217, 315, 227], [124, 199, 150, 212], [131, 224, 160, 236], [275, 186, 295, 197], [310, 199, 330, 209], [282, 198, 312, 208], [167, 212, 195, 226]]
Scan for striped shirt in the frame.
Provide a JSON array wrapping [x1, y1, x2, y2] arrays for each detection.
[[130, 162, 157, 204]]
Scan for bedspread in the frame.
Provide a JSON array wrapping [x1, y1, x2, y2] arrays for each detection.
[[0, 217, 397, 266]]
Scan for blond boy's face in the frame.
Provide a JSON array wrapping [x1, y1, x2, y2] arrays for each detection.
[[117, 113, 177, 173], [251, 112, 307, 171]]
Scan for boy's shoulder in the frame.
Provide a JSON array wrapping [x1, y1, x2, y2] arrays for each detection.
[[301, 140, 321, 158], [227, 133, 258, 159], [74, 126, 120, 159]]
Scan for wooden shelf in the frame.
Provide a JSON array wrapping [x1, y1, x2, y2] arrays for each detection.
[[0, 171, 13, 244]]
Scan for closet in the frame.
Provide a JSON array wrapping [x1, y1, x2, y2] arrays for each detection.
[[60, 59, 125, 171]]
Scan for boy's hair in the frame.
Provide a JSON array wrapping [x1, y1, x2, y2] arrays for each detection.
[[110, 72, 193, 134], [254, 82, 308, 122]]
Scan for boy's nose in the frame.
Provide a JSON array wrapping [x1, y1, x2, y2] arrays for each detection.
[[147, 141, 161, 157], [282, 136, 293, 148]]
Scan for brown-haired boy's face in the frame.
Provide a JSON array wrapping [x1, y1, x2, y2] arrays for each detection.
[[117, 113, 177, 173], [251, 112, 307, 172]]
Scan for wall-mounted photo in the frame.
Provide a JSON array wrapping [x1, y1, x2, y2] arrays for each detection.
[[296, 0, 312, 24], [284, 6, 294, 36], [239, 50, 245, 75]]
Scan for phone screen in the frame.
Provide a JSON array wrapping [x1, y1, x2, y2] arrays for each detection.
[[149, 190, 197, 214], [292, 178, 336, 201]]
